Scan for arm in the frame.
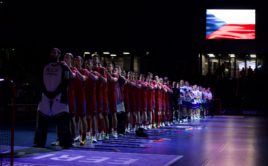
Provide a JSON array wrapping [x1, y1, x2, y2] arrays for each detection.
[[76, 70, 87, 81], [62, 63, 75, 79], [88, 71, 99, 80], [107, 72, 118, 82]]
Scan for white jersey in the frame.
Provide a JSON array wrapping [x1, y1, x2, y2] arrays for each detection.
[[207, 91, 213, 101], [202, 91, 208, 104], [197, 90, 203, 104], [180, 85, 187, 103], [38, 62, 70, 116], [191, 89, 200, 104], [43, 63, 62, 92]]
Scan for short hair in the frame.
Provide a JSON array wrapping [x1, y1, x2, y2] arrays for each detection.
[[51, 48, 61, 55], [64, 52, 73, 58]]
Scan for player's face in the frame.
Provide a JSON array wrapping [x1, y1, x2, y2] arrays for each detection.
[[49, 49, 60, 60], [127, 72, 131, 78], [118, 67, 122, 75], [93, 56, 99, 66], [146, 75, 151, 82], [74, 57, 82, 68], [88, 60, 93, 69], [108, 64, 113, 72], [113, 67, 119, 75], [84, 60, 90, 69], [154, 76, 159, 82], [64, 54, 72, 65], [176, 82, 180, 88]]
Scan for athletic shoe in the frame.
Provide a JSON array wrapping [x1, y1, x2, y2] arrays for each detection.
[[86, 132, 91, 141], [104, 134, 110, 140], [51, 141, 59, 146], [91, 136, 97, 143], [125, 128, 131, 133], [111, 131, 118, 138], [80, 139, 86, 146], [74, 135, 81, 142], [97, 133, 103, 141]]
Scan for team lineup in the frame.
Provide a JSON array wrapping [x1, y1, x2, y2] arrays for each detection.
[[33, 48, 213, 148]]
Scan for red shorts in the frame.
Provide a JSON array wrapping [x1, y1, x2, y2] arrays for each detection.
[[68, 90, 75, 115]]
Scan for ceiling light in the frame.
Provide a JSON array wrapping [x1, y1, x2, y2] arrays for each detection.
[[250, 54, 256, 58], [103, 52, 110, 55], [123, 52, 130, 55], [208, 53, 215, 58], [229, 54, 235, 58]]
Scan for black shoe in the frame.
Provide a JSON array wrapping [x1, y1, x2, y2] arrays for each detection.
[[33, 144, 45, 148], [136, 127, 148, 137], [60, 144, 73, 149]]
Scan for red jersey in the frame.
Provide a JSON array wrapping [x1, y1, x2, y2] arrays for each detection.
[[129, 81, 137, 112], [141, 81, 148, 112], [147, 81, 154, 111], [93, 66, 108, 113], [135, 80, 142, 112], [72, 68, 89, 116], [123, 81, 130, 112], [155, 83, 163, 111], [68, 66, 78, 115], [85, 70, 98, 114], [107, 73, 119, 113]]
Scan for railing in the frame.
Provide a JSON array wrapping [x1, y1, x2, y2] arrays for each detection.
[[0, 79, 16, 166]]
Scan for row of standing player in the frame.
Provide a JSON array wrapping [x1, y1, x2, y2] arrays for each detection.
[[61, 53, 177, 146], [60, 53, 214, 146], [33, 48, 213, 148], [172, 80, 213, 122]]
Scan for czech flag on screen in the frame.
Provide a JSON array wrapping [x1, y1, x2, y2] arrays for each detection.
[[206, 9, 255, 39]]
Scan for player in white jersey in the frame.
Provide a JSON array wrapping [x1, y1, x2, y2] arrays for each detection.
[[34, 48, 74, 148], [206, 87, 213, 116]]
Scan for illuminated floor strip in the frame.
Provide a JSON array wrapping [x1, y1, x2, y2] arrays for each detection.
[[12, 147, 183, 166]]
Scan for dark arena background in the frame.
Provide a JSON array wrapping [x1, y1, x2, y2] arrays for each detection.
[[1, 0, 268, 166]]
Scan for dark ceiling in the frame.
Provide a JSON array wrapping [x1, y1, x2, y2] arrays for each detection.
[[0, 0, 267, 53]]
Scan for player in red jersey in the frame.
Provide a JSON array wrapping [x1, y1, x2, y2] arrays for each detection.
[[84, 59, 99, 143], [154, 75, 163, 128], [62, 53, 77, 119], [135, 73, 142, 129], [128, 72, 137, 131], [163, 78, 173, 125], [159, 78, 166, 127], [92, 55, 109, 140], [150, 75, 157, 128], [73, 56, 89, 145], [107, 62, 119, 138], [140, 74, 148, 129], [146, 72, 154, 129], [123, 71, 131, 132]]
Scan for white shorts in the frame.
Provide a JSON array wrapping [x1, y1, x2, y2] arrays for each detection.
[[38, 93, 69, 116]]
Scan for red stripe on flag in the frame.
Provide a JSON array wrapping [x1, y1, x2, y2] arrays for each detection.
[[206, 24, 255, 39]]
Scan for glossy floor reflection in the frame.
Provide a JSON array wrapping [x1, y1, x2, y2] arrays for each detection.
[[12, 116, 268, 166]]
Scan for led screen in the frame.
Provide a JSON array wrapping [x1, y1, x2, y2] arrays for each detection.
[[206, 9, 255, 39]]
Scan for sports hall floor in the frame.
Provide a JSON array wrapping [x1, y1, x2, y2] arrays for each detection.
[[2, 115, 268, 166]]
